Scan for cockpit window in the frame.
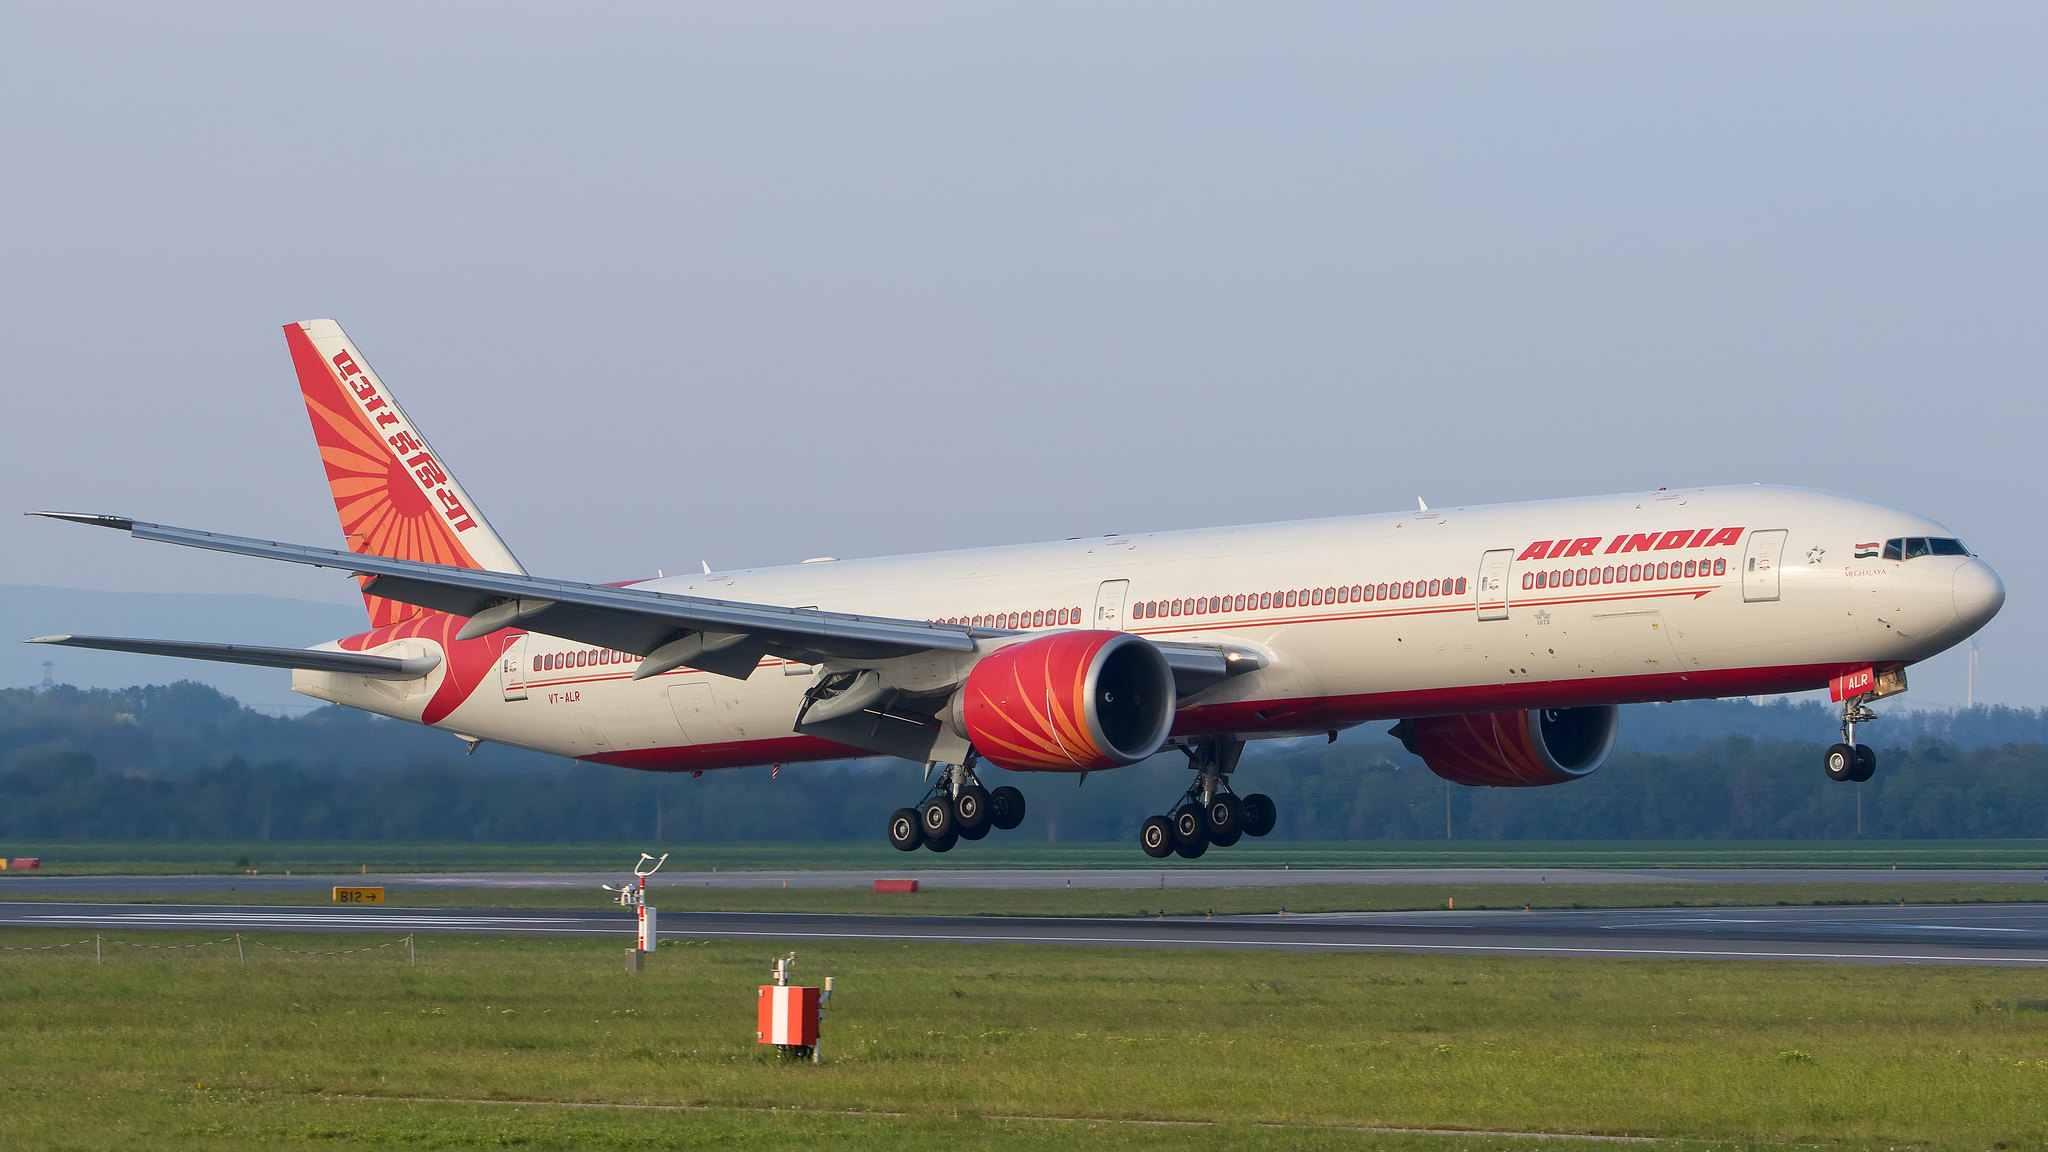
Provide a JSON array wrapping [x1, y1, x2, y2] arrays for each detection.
[[1883, 536, 1970, 561]]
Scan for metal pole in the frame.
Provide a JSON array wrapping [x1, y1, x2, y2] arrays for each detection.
[[236, 934, 245, 966], [408, 934, 416, 967], [95, 934, 101, 964]]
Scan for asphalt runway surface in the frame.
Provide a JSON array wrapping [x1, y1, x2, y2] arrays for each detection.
[[5, 867, 2046, 896], [6, 900, 2045, 966]]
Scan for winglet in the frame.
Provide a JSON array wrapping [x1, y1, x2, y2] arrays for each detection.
[[27, 512, 136, 531]]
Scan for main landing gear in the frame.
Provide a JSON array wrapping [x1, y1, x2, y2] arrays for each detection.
[[1139, 737, 1276, 860], [887, 755, 1026, 853], [1824, 697, 1878, 783]]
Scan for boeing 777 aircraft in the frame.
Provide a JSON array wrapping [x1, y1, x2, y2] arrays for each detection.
[[29, 320, 2005, 857]]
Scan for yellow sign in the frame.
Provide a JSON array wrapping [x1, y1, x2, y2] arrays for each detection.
[[332, 886, 385, 904]]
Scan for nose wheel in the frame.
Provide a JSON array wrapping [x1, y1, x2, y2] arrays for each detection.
[[1824, 698, 1880, 783], [887, 756, 1027, 852]]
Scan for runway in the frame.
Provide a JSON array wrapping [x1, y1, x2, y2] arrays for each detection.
[[5, 866, 2046, 896], [6, 900, 2045, 966]]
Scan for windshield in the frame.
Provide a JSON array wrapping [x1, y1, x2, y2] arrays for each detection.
[[1880, 536, 1970, 561]]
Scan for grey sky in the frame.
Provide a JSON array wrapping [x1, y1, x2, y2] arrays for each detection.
[[3, 4, 2041, 709]]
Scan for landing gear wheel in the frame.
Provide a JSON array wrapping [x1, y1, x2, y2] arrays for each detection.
[[1140, 815, 1174, 859], [953, 785, 992, 833], [919, 798, 956, 840], [887, 808, 923, 852], [925, 829, 958, 853], [990, 786, 1026, 830], [1241, 793, 1277, 837], [1850, 744, 1877, 783], [1824, 743, 1856, 783], [1171, 806, 1208, 849], [1204, 794, 1244, 847], [1173, 837, 1209, 860]]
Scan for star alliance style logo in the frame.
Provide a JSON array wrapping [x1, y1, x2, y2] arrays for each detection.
[[1534, 610, 1552, 625], [1807, 545, 1826, 565]]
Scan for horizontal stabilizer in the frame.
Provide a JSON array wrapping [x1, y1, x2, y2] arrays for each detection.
[[25, 634, 441, 681]]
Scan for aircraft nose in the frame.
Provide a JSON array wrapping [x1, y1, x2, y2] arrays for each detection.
[[1953, 558, 2005, 634]]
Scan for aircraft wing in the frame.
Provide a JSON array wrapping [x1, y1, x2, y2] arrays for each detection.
[[32, 513, 980, 678], [31, 513, 1264, 689], [26, 634, 440, 680]]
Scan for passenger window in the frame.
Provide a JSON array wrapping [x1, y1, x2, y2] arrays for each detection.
[[1428, 579, 1440, 596], [1454, 577, 1467, 594], [1713, 558, 1726, 575], [1258, 592, 1271, 609], [1522, 572, 1534, 590], [1401, 581, 1414, 598], [1684, 560, 1696, 577], [532, 656, 542, 672], [1629, 564, 1642, 581]]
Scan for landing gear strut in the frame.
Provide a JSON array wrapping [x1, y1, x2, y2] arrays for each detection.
[[887, 753, 1026, 853], [1139, 737, 1275, 859], [1825, 697, 1879, 783]]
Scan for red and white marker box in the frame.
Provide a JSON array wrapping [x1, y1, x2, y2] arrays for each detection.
[[758, 985, 820, 1046], [873, 879, 918, 893]]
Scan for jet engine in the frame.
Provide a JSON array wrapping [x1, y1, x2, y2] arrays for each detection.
[[950, 630, 1175, 772], [1392, 705, 1619, 787]]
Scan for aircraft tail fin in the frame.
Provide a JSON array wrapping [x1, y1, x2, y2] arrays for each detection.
[[284, 319, 524, 627]]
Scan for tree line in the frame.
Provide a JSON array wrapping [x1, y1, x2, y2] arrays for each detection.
[[2, 682, 2044, 842]]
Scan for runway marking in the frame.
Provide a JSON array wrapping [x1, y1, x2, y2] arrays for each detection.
[[325, 1094, 1662, 1142]]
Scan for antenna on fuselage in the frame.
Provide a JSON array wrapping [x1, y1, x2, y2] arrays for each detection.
[[1416, 497, 1429, 512]]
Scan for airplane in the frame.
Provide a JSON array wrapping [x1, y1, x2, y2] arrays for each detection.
[[28, 320, 2005, 858]]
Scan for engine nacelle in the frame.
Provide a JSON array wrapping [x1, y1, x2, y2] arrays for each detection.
[[950, 631, 1175, 772], [1395, 705, 1619, 787]]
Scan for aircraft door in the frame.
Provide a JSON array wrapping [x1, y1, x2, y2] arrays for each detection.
[[1742, 529, 1789, 602], [1475, 549, 1512, 621], [666, 681, 719, 745], [1092, 579, 1131, 631], [500, 634, 529, 701]]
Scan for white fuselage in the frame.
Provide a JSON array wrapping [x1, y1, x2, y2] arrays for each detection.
[[294, 484, 2003, 772]]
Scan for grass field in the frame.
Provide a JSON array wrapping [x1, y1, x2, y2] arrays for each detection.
[[10, 880, 2048, 916], [6, 838, 2048, 874], [2, 930, 2046, 1150]]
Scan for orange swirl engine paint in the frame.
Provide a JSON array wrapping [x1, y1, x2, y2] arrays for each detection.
[[957, 631, 1174, 772], [1405, 706, 1618, 787]]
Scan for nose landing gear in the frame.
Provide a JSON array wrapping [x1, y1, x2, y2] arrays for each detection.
[[1139, 737, 1276, 859], [887, 755, 1026, 852], [1824, 698, 1879, 783]]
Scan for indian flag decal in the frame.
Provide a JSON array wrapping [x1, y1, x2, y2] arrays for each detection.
[[1854, 542, 1881, 558]]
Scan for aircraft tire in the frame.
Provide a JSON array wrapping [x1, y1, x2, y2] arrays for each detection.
[[1241, 793, 1277, 837], [1850, 744, 1878, 783], [1140, 815, 1174, 859], [925, 829, 959, 853], [990, 786, 1026, 830], [1171, 806, 1207, 849], [1824, 743, 1857, 782], [919, 798, 956, 840], [958, 820, 990, 840], [1205, 794, 1244, 847], [1172, 837, 1209, 860], [887, 808, 923, 852], [954, 785, 992, 832]]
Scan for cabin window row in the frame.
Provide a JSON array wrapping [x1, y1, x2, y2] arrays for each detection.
[[533, 648, 631, 672], [1135, 578, 1469, 621], [932, 606, 1086, 629], [1522, 558, 1726, 590]]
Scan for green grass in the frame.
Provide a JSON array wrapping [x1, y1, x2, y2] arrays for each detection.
[[2, 930, 2046, 1149], [11, 881, 2048, 916], [7, 838, 2048, 875]]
